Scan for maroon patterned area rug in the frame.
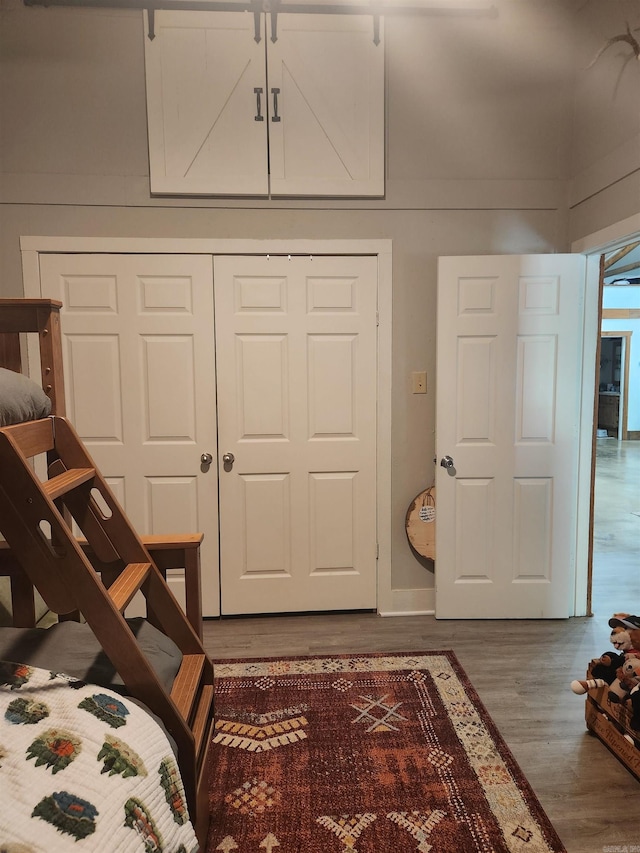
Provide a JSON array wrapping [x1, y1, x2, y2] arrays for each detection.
[[206, 651, 565, 853]]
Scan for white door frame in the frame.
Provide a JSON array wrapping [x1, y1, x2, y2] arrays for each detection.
[[20, 236, 394, 614], [573, 212, 640, 616]]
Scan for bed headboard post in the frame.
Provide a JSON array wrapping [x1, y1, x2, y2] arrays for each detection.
[[0, 298, 66, 416], [37, 302, 65, 417]]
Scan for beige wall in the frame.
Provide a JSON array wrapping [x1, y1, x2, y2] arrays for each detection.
[[1, 0, 638, 596], [567, 0, 640, 240]]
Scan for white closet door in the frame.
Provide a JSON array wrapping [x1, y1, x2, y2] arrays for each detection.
[[39, 253, 221, 617], [214, 255, 379, 614], [144, 11, 269, 196], [267, 14, 385, 197]]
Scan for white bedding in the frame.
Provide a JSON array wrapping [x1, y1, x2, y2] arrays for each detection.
[[0, 660, 199, 852]]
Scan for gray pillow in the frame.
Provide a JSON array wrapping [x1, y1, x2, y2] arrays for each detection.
[[0, 367, 52, 426], [0, 618, 182, 694]]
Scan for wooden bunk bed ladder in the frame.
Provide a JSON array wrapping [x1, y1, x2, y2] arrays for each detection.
[[0, 414, 214, 842]]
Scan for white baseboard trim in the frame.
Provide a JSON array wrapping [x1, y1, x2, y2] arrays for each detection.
[[378, 587, 435, 617], [378, 611, 436, 617]]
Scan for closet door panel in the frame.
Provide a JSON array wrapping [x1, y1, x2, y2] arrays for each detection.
[[144, 11, 269, 196], [39, 253, 221, 617], [267, 14, 385, 197]]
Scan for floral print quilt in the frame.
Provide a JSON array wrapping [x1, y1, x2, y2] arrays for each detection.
[[0, 660, 199, 852]]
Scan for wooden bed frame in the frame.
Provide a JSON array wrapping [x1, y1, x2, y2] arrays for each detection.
[[0, 298, 213, 848], [0, 298, 204, 638], [0, 297, 66, 415]]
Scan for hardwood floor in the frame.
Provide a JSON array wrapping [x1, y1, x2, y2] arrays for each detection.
[[591, 438, 640, 621], [203, 441, 640, 853], [203, 612, 637, 853]]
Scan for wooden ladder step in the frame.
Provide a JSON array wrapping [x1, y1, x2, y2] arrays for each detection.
[[43, 467, 95, 501], [171, 654, 206, 723], [108, 562, 152, 612], [192, 683, 214, 757]]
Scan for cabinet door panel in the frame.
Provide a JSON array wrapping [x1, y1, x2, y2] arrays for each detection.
[[145, 11, 269, 196], [267, 14, 385, 197]]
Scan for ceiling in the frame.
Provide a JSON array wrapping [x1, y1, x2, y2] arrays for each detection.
[[603, 240, 640, 286]]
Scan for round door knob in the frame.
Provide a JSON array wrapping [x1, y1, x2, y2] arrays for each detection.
[[440, 455, 455, 469], [222, 452, 235, 467], [201, 452, 213, 465]]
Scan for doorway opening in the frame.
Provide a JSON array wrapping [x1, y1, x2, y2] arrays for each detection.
[[597, 334, 628, 440], [590, 242, 640, 620]]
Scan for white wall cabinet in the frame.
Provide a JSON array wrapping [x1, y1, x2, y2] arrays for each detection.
[[144, 11, 384, 197]]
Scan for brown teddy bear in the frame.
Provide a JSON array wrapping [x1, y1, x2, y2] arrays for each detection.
[[607, 655, 640, 704]]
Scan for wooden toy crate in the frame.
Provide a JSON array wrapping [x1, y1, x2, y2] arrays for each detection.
[[584, 668, 640, 781]]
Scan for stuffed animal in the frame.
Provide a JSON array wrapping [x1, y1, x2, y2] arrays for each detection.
[[590, 627, 640, 679], [608, 613, 640, 631], [607, 656, 640, 704], [570, 618, 640, 695], [571, 676, 607, 695]]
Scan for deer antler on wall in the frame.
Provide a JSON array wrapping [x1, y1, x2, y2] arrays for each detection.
[[588, 22, 640, 67]]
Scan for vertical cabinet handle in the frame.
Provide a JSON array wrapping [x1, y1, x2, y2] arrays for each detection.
[[254, 87, 264, 121], [271, 87, 281, 122]]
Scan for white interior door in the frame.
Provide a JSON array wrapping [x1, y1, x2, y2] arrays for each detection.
[[39, 254, 220, 617], [215, 254, 378, 614], [435, 254, 586, 618]]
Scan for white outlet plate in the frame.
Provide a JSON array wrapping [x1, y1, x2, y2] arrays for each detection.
[[412, 371, 427, 394]]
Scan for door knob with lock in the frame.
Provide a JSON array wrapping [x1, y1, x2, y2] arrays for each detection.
[[440, 455, 455, 470]]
